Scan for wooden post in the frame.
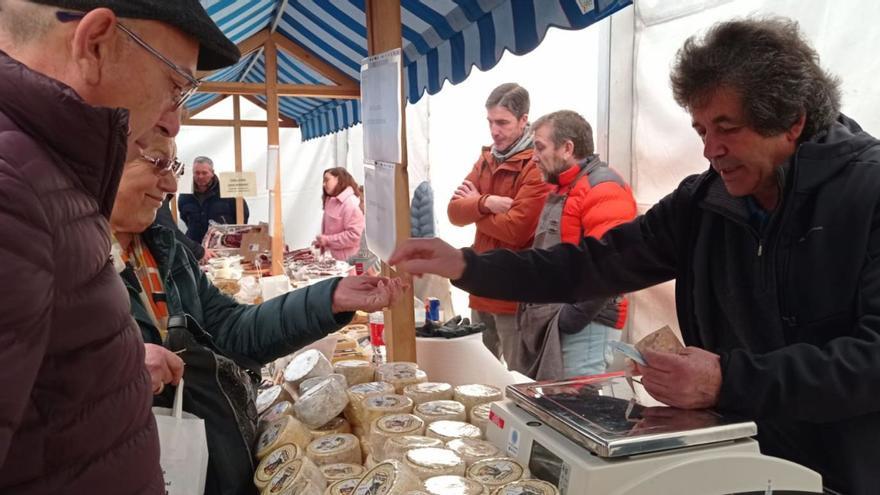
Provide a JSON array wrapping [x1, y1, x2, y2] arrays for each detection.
[[233, 95, 245, 224], [265, 38, 285, 276], [366, 0, 416, 362]]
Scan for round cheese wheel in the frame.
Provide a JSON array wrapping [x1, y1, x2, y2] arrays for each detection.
[[424, 475, 487, 495], [294, 376, 350, 429], [361, 394, 414, 431], [310, 416, 351, 438], [319, 463, 365, 482], [469, 404, 491, 434], [268, 478, 323, 495], [453, 385, 502, 412], [414, 401, 466, 425], [352, 460, 421, 494], [374, 361, 419, 380], [263, 456, 326, 494], [256, 415, 314, 459], [426, 421, 483, 443], [377, 365, 428, 393], [301, 373, 347, 395], [259, 400, 295, 432], [324, 477, 360, 495], [404, 382, 453, 406], [254, 443, 301, 489], [284, 349, 334, 386], [403, 447, 466, 480], [257, 385, 292, 415], [445, 439, 500, 467], [383, 435, 443, 463], [369, 414, 425, 460], [344, 381, 396, 426], [490, 480, 559, 495], [334, 359, 375, 386], [466, 458, 529, 490], [305, 433, 361, 466]]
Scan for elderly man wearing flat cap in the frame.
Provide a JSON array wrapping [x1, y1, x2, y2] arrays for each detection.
[[0, 0, 239, 492]]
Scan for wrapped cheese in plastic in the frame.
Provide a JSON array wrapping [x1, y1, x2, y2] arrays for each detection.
[[403, 447, 466, 480], [426, 420, 483, 443]]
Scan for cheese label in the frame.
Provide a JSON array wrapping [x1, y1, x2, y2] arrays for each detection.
[[322, 463, 364, 480], [329, 477, 361, 495], [417, 401, 464, 416], [365, 395, 403, 408], [257, 417, 285, 452], [312, 434, 350, 453], [266, 459, 303, 493], [257, 446, 294, 481], [378, 414, 421, 433], [256, 385, 282, 413], [353, 462, 398, 495], [494, 480, 558, 495], [467, 459, 523, 485], [350, 382, 392, 395]]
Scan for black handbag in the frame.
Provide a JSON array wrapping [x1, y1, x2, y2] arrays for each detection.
[[157, 314, 262, 495]]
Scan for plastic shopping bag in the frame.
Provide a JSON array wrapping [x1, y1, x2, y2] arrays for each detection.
[[152, 379, 209, 495]]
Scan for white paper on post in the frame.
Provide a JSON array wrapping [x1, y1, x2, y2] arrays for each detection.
[[177, 160, 194, 195], [266, 144, 279, 188], [361, 49, 402, 164], [364, 161, 397, 262], [219, 171, 257, 198]]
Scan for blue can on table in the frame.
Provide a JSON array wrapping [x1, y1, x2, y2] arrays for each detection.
[[427, 297, 440, 322]]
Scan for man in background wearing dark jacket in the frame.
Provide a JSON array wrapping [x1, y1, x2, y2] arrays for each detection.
[[392, 18, 880, 494], [179, 155, 250, 244], [0, 0, 239, 493]]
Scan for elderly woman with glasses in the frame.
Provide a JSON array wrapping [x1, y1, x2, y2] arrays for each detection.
[[110, 132, 403, 495]]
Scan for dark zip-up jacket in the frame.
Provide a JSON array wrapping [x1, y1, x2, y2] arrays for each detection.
[[453, 115, 880, 494], [179, 177, 249, 244], [123, 224, 352, 494], [0, 51, 162, 493]]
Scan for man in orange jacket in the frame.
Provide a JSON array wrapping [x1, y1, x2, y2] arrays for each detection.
[[512, 110, 636, 379], [447, 83, 550, 361]]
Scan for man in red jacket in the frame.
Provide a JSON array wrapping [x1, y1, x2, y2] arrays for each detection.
[[0, 0, 239, 492], [447, 83, 549, 362], [511, 110, 636, 379]]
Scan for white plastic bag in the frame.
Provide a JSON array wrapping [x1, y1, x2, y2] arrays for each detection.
[[153, 379, 209, 495]]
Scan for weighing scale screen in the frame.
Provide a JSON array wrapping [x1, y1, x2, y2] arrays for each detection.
[[528, 440, 564, 486]]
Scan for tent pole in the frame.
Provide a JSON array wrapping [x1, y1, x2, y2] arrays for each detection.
[[233, 95, 245, 224], [366, 0, 416, 362], [265, 38, 285, 276]]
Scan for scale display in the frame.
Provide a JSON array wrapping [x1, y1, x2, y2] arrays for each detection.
[[507, 373, 757, 457]]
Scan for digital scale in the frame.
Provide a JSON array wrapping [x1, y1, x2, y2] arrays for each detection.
[[486, 373, 823, 494]]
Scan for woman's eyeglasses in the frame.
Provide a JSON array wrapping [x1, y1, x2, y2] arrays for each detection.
[[141, 154, 185, 177]]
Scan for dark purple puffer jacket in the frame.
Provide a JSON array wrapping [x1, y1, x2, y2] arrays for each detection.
[[0, 51, 163, 493]]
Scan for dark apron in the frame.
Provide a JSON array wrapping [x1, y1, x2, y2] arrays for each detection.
[[510, 164, 593, 380]]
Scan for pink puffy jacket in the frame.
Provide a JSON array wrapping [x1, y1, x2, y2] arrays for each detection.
[[321, 186, 365, 260]]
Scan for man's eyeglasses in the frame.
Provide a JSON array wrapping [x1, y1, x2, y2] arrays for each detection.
[[56, 11, 200, 109], [141, 154, 185, 178]]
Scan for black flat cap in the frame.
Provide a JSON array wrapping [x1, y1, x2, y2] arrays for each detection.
[[31, 0, 240, 70]]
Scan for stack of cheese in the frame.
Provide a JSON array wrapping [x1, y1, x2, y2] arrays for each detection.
[[252, 359, 558, 495]]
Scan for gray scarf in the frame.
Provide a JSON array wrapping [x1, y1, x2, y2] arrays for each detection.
[[491, 124, 533, 163]]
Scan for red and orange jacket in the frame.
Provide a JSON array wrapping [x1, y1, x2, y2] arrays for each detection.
[[555, 161, 637, 329], [448, 146, 550, 314]]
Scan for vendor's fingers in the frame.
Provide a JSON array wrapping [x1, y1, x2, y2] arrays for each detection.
[[642, 349, 681, 373]]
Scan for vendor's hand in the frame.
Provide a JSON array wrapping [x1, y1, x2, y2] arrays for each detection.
[[389, 238, 466, 279], [331, 276, 407, 313], [201, 248, 216, 263], [453, 180, 479, 199], [639, 347, 722, 409], [313, 235, 327, 248], [144, 343, 184, 395], [485, 195, 513, 214]]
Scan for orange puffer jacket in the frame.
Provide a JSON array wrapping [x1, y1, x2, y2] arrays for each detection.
[[448, 147, 551, 314]]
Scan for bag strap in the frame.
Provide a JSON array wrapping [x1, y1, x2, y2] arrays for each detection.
[[173, 378, 185, 419], [167, 314, 262, 379]]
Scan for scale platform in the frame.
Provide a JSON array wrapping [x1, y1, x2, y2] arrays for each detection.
[[486, 373, 823, 495]]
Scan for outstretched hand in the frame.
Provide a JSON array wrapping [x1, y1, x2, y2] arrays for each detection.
[[331, 275, 407, 313], [388, 238, 466, 279]]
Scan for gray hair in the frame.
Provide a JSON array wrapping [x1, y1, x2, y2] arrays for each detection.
[[670, 16, 841, 141], [192, 156, 214, 168], [533, 110, 594, 160], [485, 83, 530, 119], [0, 0, 55, 46]]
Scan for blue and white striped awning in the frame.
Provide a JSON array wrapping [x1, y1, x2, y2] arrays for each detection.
[[194, 0, 632, 140]]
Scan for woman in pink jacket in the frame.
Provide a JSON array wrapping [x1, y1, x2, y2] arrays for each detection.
[[315, 167, 365, 260]]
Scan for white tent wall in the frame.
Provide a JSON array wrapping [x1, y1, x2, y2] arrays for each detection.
[[629, 0, 880, 340]]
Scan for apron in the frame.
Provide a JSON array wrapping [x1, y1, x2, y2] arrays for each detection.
[[510, 162, 595, 380]]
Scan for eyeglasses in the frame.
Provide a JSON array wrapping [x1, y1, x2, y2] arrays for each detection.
[[141, 154, 185, 177], [56, 11, 200, 109]]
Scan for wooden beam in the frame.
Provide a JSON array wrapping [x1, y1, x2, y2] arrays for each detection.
[[241, 95, 299, 128], [233, 95, 245, 225], [185, 94, 228, 119], [197, 81, 360, 99], [271, 32, 360, 89], [196, 29, 270, 79], [181, 118, 297, 128], [366, 0, 416, 363], [265, 38, 285, 277]]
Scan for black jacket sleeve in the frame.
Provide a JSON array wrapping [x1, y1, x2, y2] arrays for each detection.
[[453, 181, 688, 304], [155, 198, 204, 259]]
